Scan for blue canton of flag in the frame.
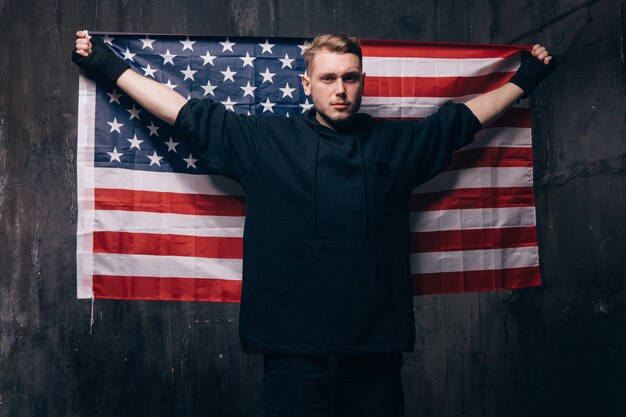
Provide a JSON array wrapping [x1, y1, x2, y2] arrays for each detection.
[[93, 34, 313, 175]]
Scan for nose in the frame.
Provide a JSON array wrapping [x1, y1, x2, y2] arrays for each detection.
[[334, 79, 346, 97]]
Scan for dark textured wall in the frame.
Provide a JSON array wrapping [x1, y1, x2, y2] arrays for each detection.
[[1, 1, 625, 416]]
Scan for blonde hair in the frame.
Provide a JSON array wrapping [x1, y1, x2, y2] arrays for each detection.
[[302, 34, 362, 72]]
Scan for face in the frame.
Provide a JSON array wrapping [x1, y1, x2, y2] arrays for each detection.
[[301, 49, 365, 130]]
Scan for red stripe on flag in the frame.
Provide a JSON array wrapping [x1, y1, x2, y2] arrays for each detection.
[[443, 147, 533, 172], [410, 226, 538, 253], [363, 73, 515, 97], [93, 275, 242, 302], [93, 231, 243, 258], [94, 188, 246, 216], [361, 40, 527, 58], [411, 266, 541, 295], [410, 187, 535, 212]]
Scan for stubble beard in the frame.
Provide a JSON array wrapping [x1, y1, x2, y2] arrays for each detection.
[[316, 95, 363, 130]]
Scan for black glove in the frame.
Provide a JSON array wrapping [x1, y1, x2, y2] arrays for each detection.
[[72, 35, 130, 83], [509, 50, 556, 98]]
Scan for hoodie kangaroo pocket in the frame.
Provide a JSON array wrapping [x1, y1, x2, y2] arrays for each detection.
[[264, 241, 395, 344]]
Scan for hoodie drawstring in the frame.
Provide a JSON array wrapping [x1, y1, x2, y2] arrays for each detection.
[[312, 126, 320, 230], [355, 136, 368, 235], [325, 352, 344, 415]]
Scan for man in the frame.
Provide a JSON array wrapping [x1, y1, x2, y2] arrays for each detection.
[[73, 31, 553, 417]]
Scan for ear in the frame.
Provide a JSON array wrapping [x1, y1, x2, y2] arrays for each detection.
[[302, 71, 311, 96], [361, 72, 366, 92]]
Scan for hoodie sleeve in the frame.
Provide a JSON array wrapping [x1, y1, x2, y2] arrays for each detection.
[[175, 98, 261, 185], [408, 100, 482, 188]]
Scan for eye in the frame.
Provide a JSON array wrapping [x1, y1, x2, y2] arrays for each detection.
[[344, 74, 358, 83], [321, 75, 334, 82]]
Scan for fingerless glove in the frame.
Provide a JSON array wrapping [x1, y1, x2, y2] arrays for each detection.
[[509, 50, 556, 98], [72, 36, 130, 83]]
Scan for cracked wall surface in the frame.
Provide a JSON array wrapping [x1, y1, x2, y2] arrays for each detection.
[[1, 1, 624, 416]]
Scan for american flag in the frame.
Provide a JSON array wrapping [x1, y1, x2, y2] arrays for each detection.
[[76, 33, 542, 301]]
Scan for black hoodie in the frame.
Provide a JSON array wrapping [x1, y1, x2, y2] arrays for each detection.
[[175, 98, 482, 353]]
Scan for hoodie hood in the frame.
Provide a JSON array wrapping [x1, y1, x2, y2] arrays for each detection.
[[304, 108, 374, 137]]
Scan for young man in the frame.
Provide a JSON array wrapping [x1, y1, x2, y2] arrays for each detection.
[[73, 32, 553, 417]]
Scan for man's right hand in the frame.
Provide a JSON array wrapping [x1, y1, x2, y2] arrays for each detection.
[[72, 31, 130, 83], [72, 30, 188, 125]]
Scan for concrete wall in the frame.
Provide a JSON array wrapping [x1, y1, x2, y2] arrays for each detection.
[[1, 0, 624, 416]]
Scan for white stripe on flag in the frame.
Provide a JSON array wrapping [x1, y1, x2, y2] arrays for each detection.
[[410, 246, 539, 273], [76, 73, 97, 299], [92, 253, 243, 280], [464, 127, 531, 150], [94, 167, 244, 195], [94, 210, 245, 237], [409, 206, 537, 232], [413, 167, 534, 193], [362, 56, 520, 77]]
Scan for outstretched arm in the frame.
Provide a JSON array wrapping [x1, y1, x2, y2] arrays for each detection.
[[465, 44, 554, 126], [73, 31, 186, 125]]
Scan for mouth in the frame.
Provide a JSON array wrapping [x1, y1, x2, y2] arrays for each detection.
[[331, 102, 350, 109]]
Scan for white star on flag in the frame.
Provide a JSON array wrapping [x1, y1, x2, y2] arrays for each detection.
[[147, 151, 163, 166], [240, 81, 256, 98], [221, 66, 237, 82], [107, 89, 122, 104], [127, 134, 143, 149], [279, 53, 295, 69], [201, 80, 217, 96], [279, 83, 295, 98], [221, 97, 237, 111], [127, 105, 141, 120], [260, 97, 276, 113], [240, 52, 256, 67], [122, 47, 136, 61], [260, 68, 276, 83], [146, 121, 159, 136], [163, 79, 178, 90], [107, 118, 123, 133], [298, 41, 312, 53], [299, 98, 314, 113], [183, 154, 198, 169], [181, 65, 197, 81], [165, 137, 179, 152], [180, 36, 196, 51], [220, 38, 236, 52], [102, 34, 114, 45], [107, 147, 123, 162], [142, 64, 157, 77], [259, 39, 275, 54], [200, 50, 216, 66], [160, 49, 176, 65], [140, 36, 155, 49]]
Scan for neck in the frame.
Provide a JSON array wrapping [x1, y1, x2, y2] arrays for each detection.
[[315, 112, 337, 131], [315, 111, 358, 132]]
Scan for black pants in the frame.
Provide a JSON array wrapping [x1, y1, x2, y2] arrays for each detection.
[[262, 352, 404, 417]]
